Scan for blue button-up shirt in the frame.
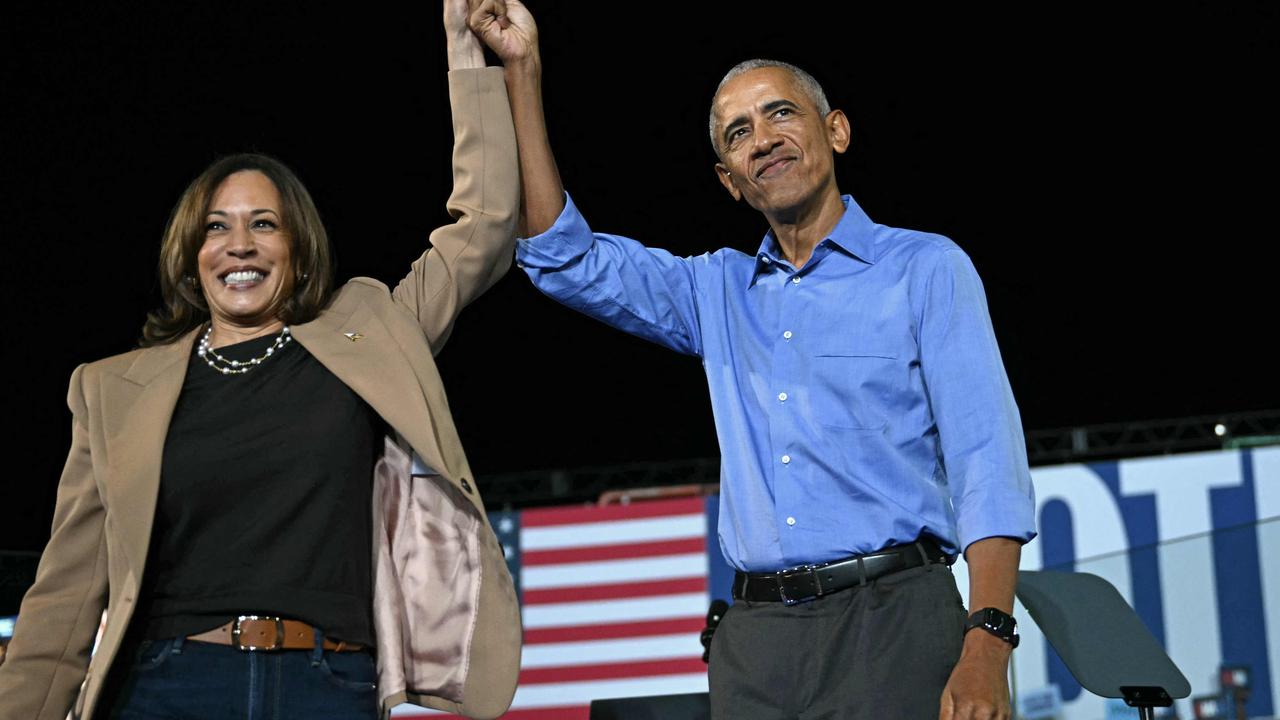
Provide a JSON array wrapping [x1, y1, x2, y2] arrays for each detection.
[[517, 193, 1036, 572]]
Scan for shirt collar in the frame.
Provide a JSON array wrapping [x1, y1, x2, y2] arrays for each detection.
[[751, 194, 879, 282]]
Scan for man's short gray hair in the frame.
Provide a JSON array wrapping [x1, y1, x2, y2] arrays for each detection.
[[709, 59, 831, 154]]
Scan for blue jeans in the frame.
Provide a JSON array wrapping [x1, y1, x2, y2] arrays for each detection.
[[103, 635, 379, 720]]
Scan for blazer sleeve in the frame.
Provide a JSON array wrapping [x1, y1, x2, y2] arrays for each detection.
[[0, 365, 110, 720], [390, 67, 519, 356]]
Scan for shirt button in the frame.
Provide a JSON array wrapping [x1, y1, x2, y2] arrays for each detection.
[[786, 517, 796, 526], [791, 276, 801, 284], [783, 330, 793, 339], [777, 392, 788, 402], [781, 454, 791, 464]]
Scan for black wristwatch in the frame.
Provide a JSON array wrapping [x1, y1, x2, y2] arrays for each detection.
[[965, 607, 1020, 648]]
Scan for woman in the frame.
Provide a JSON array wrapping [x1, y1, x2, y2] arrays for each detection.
[[0, 2, 537, 718]]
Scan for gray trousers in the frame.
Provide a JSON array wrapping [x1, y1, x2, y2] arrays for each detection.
[[708, 563, 966, 720]]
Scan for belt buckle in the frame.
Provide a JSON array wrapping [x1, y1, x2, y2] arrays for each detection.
[[232, 615, 285, 652], [776, 565, 822, 605]]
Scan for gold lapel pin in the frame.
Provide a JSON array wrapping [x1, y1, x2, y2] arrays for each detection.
[[343, 332, 365, 342]]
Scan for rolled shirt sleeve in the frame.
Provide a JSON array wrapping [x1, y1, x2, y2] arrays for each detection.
[[917, 247, 1037, 553]]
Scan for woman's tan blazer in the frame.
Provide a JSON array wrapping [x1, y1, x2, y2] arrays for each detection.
[[0, 68, 523, 720]]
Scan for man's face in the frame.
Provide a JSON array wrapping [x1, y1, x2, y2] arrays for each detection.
[[712, 67, 848, 216]]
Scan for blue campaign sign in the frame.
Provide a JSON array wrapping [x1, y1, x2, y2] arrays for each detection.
[[1103, 697, 1138, 719], [954, 446, 1280, 720], [1019, 684, 1063, 719]]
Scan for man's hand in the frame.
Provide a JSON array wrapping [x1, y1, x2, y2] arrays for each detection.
[[939, 630, 1013, 720], [445, 0, 485, 70], [468, 0, 539, 68], [941, 536, 1021, 720]]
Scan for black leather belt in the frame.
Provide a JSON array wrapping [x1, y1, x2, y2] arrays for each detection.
[[733, 539, 954, 605]]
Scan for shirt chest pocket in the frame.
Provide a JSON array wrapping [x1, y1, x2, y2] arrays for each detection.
[[807, 343, 899, 431]]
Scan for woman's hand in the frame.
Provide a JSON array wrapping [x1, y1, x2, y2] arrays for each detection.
[[467, 0, 539, 69], [445, 0, 486, 70]]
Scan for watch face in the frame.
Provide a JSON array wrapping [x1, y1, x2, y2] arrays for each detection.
[[987, 609, 1011, 633], [970, 608, 1018, 646]]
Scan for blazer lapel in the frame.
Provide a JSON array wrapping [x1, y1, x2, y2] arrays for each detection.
[[292, 300, 450, 479], [100, 330, 197, 580]]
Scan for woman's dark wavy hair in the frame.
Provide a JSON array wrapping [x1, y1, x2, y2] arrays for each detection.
[[141, 153, 335, 347]]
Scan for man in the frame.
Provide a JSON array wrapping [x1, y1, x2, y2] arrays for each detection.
[[470, 4, 1035, 718]]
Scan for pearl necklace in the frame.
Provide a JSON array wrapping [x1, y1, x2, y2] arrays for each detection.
[[197, 325, 292, 375]]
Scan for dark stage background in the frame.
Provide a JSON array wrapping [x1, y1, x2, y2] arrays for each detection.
[[2, 3, 1276, 551]]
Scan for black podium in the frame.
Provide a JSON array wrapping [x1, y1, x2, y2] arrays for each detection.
[[588, 691, 710, 720], [1016, 570, 1191, 720]]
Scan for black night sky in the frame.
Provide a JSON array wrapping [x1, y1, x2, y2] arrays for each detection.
[[2, 3, 1276, 551]]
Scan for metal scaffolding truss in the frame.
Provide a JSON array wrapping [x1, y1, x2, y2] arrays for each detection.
[[478, 409, 1280, 510], [1024, 409, 1280, 464], [481, 457, 721, 511]]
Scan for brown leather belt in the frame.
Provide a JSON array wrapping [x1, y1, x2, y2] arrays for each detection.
[[733, 538, 954, 605], [187, 616, 365, 652]]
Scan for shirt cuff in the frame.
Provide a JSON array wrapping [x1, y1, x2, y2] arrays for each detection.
[[955, 494, 1038, 555], [516, 192, 594, 270]]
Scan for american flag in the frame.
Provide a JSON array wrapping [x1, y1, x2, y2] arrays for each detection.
[[394, 496, 731, 719]]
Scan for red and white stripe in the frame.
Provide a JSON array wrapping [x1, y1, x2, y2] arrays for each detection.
[[394, 497, 711, 719]]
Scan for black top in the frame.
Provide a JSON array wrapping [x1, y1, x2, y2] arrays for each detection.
[[139, 331, 381, 645]]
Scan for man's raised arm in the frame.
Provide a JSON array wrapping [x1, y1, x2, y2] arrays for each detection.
[[468, 0, 563, 235], [466, 0, 705, 357]]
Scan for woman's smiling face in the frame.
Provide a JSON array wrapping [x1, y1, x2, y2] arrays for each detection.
[[196, 170, 295, 332]]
